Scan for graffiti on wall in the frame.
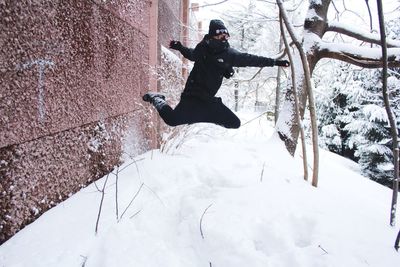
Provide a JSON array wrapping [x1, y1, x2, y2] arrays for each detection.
[[18, 59, 55, 122]]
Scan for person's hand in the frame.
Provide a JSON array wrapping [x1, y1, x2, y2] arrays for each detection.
[[169, 40, 183, 50], [275, 60, 290, 67], [223, 67, 235, 79]]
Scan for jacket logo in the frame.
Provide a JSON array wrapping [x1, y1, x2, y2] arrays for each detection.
[[217, 58, 224, 63]]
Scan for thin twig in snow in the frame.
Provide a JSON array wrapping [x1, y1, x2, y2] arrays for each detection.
[[133, 159, 142, 181], [95, 174, 110, 234], [119, 183, 144, 221], [260, 162, 266, 182], [395, 227, 400, 251], [93, 181, 102, 192], [129, 209, 142, 220], [118, 158, 145, 174], [144, 184, 166, 207], [200, 204, 213, 239], [318, 245, 329, 255], [80, 255, 88, 267], [115, 167, 119, 220], [241, 111, 269, 127]]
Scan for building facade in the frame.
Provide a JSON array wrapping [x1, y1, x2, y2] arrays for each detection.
[[0, 0, 195, 244]]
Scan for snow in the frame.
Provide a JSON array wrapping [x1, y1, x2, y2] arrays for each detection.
[[311, 0, 322, 5], [0, 112, 399, 267], [161, 45, 182, 66], [362, 104, 388, 122], [365, 143, 392, 155], [320, 39, 400, 60], [321, 124, 339, 137], [275, 103, 295, 140], [328, 21, 400, 48], [306, 8, 322, 22], [303, 29, 400, 60]]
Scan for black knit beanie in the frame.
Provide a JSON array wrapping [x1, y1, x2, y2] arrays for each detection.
[[208, 19, 230, 37]]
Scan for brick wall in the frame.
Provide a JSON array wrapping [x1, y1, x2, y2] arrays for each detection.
[[0, 0, 186, 244]]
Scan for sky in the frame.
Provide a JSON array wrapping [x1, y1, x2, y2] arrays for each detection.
[[194, 0, 400, 31]]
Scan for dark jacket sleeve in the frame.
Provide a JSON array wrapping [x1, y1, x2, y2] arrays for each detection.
[[179, 42, 208, 62], [230, 48, 275, 67], [178, 46, 196, 61]]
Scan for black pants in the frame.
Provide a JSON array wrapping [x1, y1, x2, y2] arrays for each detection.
[[157, 95, 241, 129]]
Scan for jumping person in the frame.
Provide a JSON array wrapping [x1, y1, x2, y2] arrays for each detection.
[[143, 19, 290, 129]]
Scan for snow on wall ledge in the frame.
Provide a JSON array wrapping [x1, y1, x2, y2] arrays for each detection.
[[0, 0, 184, 244]]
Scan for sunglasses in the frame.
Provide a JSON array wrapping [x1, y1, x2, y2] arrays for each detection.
[[215, 29, 229, 35]]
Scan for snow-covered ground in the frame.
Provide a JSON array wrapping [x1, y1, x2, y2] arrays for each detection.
[[0, 112, 399, 267]]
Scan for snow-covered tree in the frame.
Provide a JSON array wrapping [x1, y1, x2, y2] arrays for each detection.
[[275, 0, 400, 156], [313, 61, 351, 155], [343, 68, 393, 185], [313, 65, 398, 186], [312, 15, 400, 187]]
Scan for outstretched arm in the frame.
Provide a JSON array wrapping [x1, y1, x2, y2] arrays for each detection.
[[170, 41, 196, 61], [231, 49, 289, 68]]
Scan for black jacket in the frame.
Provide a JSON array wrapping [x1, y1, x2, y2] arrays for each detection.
[[177, 35, 275, 99]]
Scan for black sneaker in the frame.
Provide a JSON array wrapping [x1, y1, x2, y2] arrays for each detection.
[[142, 92, 166, 102]]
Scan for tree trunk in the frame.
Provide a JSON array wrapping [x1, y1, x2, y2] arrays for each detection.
[[376, 0, 399, 227], [276, 0, 320, 186], [279, 13, 308, 181], [275, 0, 330, 156], [275, 0, 400, 156], [275, 39, 284, 124]]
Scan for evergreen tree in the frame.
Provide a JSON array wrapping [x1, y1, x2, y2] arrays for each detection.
[[313, 18, 400, 188], [314, 62, 351, 156], [344, 69, 393, 186]]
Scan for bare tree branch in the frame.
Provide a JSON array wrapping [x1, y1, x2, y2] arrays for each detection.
[[326, 22, 400, 48], [317, 42, 400, 68], [318, 49, 400, 68], [364, 0, 373, 34], [191, 0, 229, 9]]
